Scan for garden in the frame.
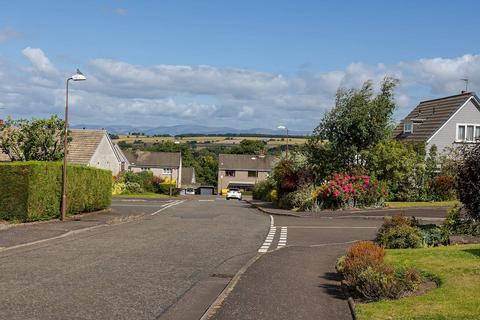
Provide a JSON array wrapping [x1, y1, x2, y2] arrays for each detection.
[[112, 170, 177, 198], [333, 139, 480, 319]]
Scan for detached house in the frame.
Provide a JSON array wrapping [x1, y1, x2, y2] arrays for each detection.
[[0, 128, 126, 175], [68, 129, 127, 175], [218, 154, 275, 193], [123, 151, 182, 187], [393, 92, 480, 152]]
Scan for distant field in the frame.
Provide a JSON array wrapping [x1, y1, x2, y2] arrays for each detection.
[[113, 135, 308, 146]]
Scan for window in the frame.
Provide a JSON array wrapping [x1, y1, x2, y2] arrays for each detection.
[[457, 124, 480, 142], [404, 122, 413, 133], [225, 170, 235, 177], [141, 167, 150, 172], [248, 171, 258, 178], [163, 168, 172, 174]]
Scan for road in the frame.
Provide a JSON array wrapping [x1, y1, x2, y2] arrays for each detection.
[[211, 213, 382, 320], [0, 197, 268, 320]]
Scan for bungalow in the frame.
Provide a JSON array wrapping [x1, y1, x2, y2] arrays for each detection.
[[393, 92, 480, 153], [123, 150, 182, 188], [0, 128, 126, 175], [217, 153, 275, 193]]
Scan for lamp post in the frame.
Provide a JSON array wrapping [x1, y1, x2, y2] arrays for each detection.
[[277, 125, 289, 158], [61, 69, 86, 221]]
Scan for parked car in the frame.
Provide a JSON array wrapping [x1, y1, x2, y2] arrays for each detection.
[[226, 188, 242, 200], [185, 188, 196, 195]]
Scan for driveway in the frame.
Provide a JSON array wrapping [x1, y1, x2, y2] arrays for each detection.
[[0, 197, 268, 320]]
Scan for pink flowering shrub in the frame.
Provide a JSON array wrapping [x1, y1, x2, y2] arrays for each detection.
[[314, 172, 387, 209]]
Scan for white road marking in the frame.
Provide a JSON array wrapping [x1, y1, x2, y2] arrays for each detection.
[[150, 200, 185, 216], [277, 226, 288, 249], [258, 224, 277, 253]]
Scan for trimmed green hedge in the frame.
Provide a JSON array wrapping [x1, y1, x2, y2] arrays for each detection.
[[0, 161, 112, 221]]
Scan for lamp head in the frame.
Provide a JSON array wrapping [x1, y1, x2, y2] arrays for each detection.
[[71, 69, 86, 81]]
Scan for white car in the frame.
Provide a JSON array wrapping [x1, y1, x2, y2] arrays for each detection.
[[226, 188, 242, 200]]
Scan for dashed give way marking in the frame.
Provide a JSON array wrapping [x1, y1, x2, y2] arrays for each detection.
[[258, 215, 287, 253], [151, 200, 185, 215]]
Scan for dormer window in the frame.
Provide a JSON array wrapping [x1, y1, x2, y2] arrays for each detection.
[[404, 122, 413, 133]]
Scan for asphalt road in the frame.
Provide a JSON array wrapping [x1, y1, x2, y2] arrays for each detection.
[[212, 214, 383, 320], [0, 197, 268, 320]]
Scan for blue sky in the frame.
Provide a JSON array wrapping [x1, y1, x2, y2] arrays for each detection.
[[1, 0, 480, 130]]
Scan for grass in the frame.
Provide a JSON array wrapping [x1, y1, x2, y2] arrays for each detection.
[[356, 244, 480, 320], [386, 200, 461, 208], [112, 192, 174, 199]]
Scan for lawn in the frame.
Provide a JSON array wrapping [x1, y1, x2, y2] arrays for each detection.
[[386, 201, 460, 208], [356, 244, 480, 320], [113, 192, 174, 199]]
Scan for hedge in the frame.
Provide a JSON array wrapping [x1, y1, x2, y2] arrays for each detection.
[[0, 161, 112, 221]]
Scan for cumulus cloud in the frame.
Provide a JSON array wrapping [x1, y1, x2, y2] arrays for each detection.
[[1, 48, 480, 131], [21, 47, 59, 76], [0, 27, 20, 42]]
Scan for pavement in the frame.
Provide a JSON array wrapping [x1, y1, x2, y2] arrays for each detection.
[[0, 196, 268, 320]]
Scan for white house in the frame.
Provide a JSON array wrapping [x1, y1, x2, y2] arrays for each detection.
[[393, 92, 480, 153]]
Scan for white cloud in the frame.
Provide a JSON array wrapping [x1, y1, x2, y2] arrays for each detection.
[[2, 49, 480, 131], [0, 27, 20, 42], [21, 47, 59, 76]]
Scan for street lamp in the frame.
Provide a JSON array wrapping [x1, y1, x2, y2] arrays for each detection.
[[61, 69, 86, 221], [277, 125, 289, 158]]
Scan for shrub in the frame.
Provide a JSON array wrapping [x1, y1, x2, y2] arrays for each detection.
[[0, 161, 111, 221], [442, 206, 480, 237], [339, 241, 422, 301], [278, 184, 317, 210], [124, 182, 143, 194], [314, 173, 387, 209], [253, 179, 276, 201], [430, 175, 456, 201], [376, 215, 423, 249], [419, 224, 446, 246], [457, 144, 480, 220]]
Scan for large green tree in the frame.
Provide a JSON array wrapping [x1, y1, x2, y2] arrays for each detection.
[[304, 77, 398, 181], [0, 115, 67, 161]]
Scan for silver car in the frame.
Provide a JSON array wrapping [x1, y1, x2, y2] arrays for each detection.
[[226, 188, 242, 200]]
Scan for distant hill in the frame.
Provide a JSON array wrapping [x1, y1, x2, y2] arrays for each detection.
[[72, 124, 312, 136]]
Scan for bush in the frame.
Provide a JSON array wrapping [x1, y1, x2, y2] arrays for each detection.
[[278, 185, 317, 210], [457, 144, 480, 220], [376, 215, 422, 249], [314, 173, 387, 209], [338, 241, 422, 301], [253, 179, 276, 201], [419, 224, 446, 246], [125, 182, 143, 193], [0, 161, 111, 221], [442, 206, 480, 237], [430, 175, 456, 201]]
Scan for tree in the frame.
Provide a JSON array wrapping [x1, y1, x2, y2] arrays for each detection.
[[195, 154, 218, 186], [228, 139, 266, 155], [457, 144, 480, 220], [0, 115, 67, 161], [306, 77, 398, 175]]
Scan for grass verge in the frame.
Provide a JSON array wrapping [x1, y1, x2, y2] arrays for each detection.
[[386, 201, 460, 208], [356, 244, 480, 320], [113, 193, 174, 199]]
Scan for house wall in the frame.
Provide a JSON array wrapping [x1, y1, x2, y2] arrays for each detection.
[[217, 169, 271, 191], [130, 166, 181, 187], [88, 135, 122, 175], [428, 99, 480, 153]]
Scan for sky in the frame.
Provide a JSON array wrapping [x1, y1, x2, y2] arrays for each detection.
[[1, 0, 480, 131]]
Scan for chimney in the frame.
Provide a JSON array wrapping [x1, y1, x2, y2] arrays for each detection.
[[461, 90, 468, 94]]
